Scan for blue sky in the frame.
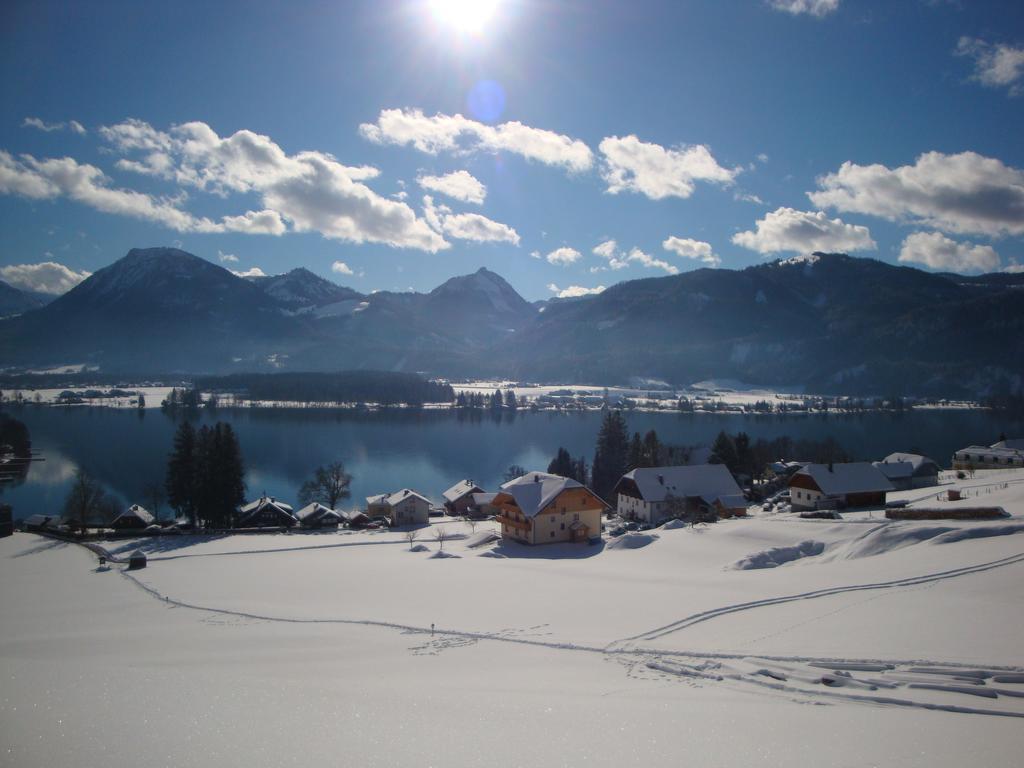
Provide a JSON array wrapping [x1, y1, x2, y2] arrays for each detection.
[[1, 0, 1023, 300]]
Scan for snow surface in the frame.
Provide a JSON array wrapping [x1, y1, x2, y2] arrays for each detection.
[[3, 471, 1024, 765]]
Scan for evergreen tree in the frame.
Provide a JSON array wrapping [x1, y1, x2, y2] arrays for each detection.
[[626, 432, 644, 471], [547, 447, 574, 477], [504, 389, 517, 409], [709, 431, 738, 473], [642, 430, 662, 467], [592, 410, 629, 502], [137, 392, 146, 410], [455, 391, 467, 408], [165, 420, 198, 526], [503, 464, 527, 483], [571, 455, 589, 486], [490, 388, 504, 410], [193, 423, 246, 528]]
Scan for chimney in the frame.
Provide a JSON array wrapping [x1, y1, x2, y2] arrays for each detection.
[[657, 474, 664, 485], [534, 474, 539, 483]]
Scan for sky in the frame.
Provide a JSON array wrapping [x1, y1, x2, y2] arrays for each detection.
[[1, 0, 1023, 301]]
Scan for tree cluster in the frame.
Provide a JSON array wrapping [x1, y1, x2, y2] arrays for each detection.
[[591, 410, 629, 503], [165, 421, 246, 528], [547, 446, 588, 485], [195, 371, 454, 406]]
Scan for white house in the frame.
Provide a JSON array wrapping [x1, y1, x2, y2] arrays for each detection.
[[953, 441, 1024, 470], [366, 489, 431, 526], [788, 463, 893, 511], [612, 465, 747, 524]]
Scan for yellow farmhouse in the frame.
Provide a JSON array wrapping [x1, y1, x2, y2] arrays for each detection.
[[493, 471, 607, 545]]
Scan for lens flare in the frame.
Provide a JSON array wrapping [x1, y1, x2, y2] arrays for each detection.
[[429, 0, 501, 35]]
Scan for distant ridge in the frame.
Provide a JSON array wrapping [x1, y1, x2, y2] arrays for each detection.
[[1, 248, 1021, 396]]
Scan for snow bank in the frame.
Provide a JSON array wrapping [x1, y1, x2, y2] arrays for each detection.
[[606, 533, 659, 550], [731, 540, 824, 570], [429, 550, 461, 559], [828, 521, 1024, 561], [662, 519, 688, 530], [465, 531, 500, 548], [408, 544, 430, 552]]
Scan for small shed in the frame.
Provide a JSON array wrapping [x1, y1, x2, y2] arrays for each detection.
[[127, 550, 147, 570]]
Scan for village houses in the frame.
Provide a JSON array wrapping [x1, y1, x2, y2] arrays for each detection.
[[493, 471, 606, 545], [613, 465, 747, 524], [366, 489, 431, 526]]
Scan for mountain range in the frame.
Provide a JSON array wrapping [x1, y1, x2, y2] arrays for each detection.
[[0, 280, 48, 319], [1, 247, 1022, 397]]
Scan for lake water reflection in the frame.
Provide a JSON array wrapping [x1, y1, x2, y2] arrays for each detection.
[[2, 405, 1020, 519]]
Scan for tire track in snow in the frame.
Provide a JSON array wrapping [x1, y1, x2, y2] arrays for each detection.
[[611, 550, 1024, 646]]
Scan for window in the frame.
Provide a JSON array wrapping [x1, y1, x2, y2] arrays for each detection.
[[560, 523, 565, 530], [573, 513, 579, 521], [550, 531, 555, 538], [550, 516, 555, 523]]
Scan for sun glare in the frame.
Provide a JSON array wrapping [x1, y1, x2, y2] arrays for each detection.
[[429, 0, 501, 35]]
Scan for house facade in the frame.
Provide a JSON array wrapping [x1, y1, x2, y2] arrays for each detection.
[[367, 489, 431, 526], [788, 463, 893, 511], [493, 471, 606, 545], [613, 465, 747, 524], [442, 479, 484, 515], [952, 442, 1024, 471]]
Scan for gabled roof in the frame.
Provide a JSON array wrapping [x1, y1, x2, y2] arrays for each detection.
[[369, 489, 431, 507], [873, 460, 914, 480], [471, 492, 497, 505], [112, 504, 155, 525], [791, 463, 894, 496], [496, 471, 606, 518], [443, 479, 483, 503], [880, 452, 939, 476], [236, 495, 292, 514], [992, 439, 1024, 450], [295, 502, 341, 522], [615, 465, 743, 507]]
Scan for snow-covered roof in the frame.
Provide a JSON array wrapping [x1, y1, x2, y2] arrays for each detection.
[[873, 460, 915, 480], [242, 495, 296, 514], [715, 494, 747, 509], [991, 439, 1024, 451], [386, 489, 431, 506], [23, 514, 54, 527], [341, 509, 369, 523], [443, 479, 483, 503], [956, 445, 1024, 460], [369, 489, 431, 507], [496, 471, 604, 518], [880, 452, 939, 476], [615, 465, 743, 506], [791, 463, 894, 496], [295, 502, 340, 521], [471, 492, 497, 505], [112, 504, 155, 525]]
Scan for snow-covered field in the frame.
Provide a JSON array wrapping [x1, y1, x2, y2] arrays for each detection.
[[3, 471, 1024, 766]]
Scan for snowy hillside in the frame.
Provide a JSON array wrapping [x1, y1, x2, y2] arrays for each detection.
[[2, 469, 1023, 766]]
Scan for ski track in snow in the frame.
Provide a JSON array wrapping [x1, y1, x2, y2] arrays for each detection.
[[108, 541, 1024, 721]]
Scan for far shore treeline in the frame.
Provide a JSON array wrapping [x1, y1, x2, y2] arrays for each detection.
[[193, 371, 455, 406]]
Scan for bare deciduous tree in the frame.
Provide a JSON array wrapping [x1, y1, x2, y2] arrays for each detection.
[[405, 529, 419, 549], [434, 525, 450, 552]]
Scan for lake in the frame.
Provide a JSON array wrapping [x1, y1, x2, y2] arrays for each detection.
[[2, 405, 1021, 520]]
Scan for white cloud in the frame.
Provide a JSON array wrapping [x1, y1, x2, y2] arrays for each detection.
[[421, 195, 519, 244], [809, 151, 1024, 237], [231, 267, 267, 278], [732, 207, 876, 254], [416, 170, 486, 205], [529, 250, 541, 259], [956, 37, 1024, 95], [897, 231, 1001, 274], [662, 236, 721, 267], [217, 250, 239, 263], [331, 261, 355, 275], [91, 119, 448, 251], [360, 108, 593, 174], [545, 247, 582, 266], [734, 191, 765, 205], [1004, 262, 1024, 274], [589, 239, 626, 272], [23, 117, 86, 134], [625, 247, 679, 275], [0, 261, 91, 295], [547, 283, 606, 298], [599, 135, 739, 200], [768, 0, 840, 18]]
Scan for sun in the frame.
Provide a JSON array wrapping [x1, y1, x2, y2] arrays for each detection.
[[429, 0, 501, 35]]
